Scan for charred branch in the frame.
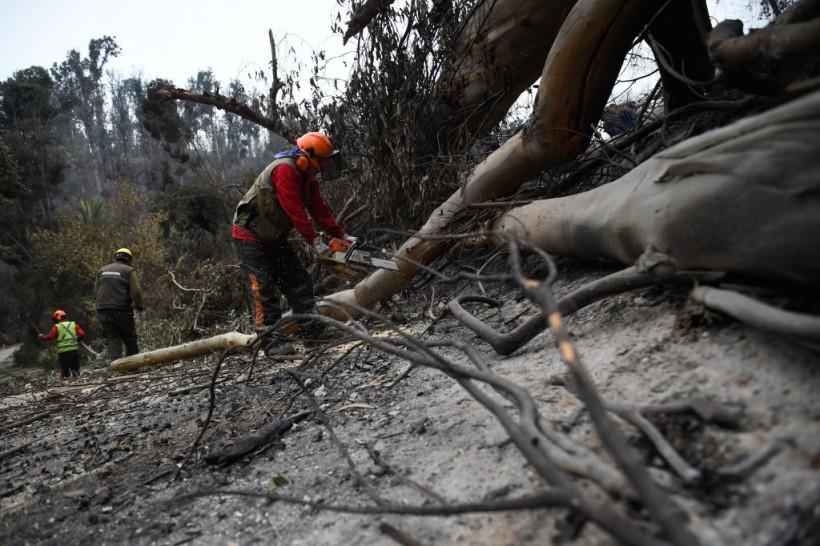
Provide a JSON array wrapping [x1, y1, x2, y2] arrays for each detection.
[[344, 0, 397, 44], [706, 17, 820, 95], [154, 87, 299, 142], [448, 264, 663, 356], [203, 410, 312, 465]]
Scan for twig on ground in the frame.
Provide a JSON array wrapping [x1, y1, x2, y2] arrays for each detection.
[[0, 411, 53, 433], [691, 286, 820, 342]]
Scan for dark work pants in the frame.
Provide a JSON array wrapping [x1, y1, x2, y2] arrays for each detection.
[[57, 350, 80, 378], [97, 308, 139, 361], [234, 238, 317, 334]]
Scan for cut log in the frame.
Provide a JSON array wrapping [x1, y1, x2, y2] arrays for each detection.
[[110, 332, 255, 372]]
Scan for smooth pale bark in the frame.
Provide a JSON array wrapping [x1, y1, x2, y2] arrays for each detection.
[[323, 0, 660, 318], [494, 89, 820, 286], [110, 332, 254, 371], [433, 0, 575, 135], [691, 286, 820, 340]]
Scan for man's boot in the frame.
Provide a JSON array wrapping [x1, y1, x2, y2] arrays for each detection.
[[265, 341, 297, 358], [255, 330, 296, 358], [298, 319, 328, 344]]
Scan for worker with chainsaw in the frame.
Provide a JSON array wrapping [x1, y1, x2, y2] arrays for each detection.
[[232, 131, 357, 353], [95, 248, 144, 361], [40, 310, 86, 380]]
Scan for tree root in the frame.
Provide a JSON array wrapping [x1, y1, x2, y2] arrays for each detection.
[[448, 265, 661, 355], [690, 286, 820, 342]]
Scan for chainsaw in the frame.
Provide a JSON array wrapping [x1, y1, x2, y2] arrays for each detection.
[[322, 236, 398, 277]]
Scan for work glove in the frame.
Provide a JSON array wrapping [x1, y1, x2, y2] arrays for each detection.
[[342, 234, 359, 244], [313, 238, 330, 256]]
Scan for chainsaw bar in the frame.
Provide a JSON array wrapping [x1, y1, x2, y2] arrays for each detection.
[[331, 249, 398, 270], [325, 237, 399, 271]]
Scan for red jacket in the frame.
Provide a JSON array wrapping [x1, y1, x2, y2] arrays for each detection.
[[41, 321, 86, 341], [234, 163, 345, 244]]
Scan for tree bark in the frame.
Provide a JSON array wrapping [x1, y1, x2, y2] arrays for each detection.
[[110, 332, 255, 371], [646, 0, 714, 110], [344, 0, 396, 44], [325, 0, 664, 317], [707, 17, 820, 75], [432, 0, 576, 137], [493, 89, 820, 286]]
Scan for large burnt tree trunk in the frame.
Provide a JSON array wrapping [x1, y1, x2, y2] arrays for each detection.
[[324, 0, 726, 316], [146, 0, 818, 316], [493, 89, 820, 286]]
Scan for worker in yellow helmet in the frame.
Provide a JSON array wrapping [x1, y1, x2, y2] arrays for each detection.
[[94, 248, 144, 361]]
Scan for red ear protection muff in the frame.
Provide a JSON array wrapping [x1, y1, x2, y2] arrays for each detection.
[[296, 155, 310, 171]]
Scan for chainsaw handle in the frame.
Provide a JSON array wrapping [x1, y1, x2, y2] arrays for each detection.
[[344, 235, 367, 262], [327, 236, 368, 263], [328, 237, 352, 254]]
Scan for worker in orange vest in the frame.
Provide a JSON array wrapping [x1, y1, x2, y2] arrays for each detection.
[[40, 309, 86, 380]]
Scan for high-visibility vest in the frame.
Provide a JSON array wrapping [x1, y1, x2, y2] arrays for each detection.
[[55, 321, 79, 354]]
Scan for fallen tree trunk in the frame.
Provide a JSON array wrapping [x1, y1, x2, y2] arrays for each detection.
[[110, 332, 255, 372], [493, 88, 820, 286], [431, 0, 575, 136], [323, 0, 662, 317]]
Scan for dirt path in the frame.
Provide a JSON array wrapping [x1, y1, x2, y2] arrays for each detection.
[[0, 343, 20, 370]]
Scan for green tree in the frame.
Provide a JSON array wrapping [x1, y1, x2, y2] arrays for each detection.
[[50, 36, 121, 195], [0, 66, 68, 251], [0, 135, 21, 198], [26, 184, 170, 327]]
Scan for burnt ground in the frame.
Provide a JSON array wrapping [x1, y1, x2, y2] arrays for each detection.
[[1, 260, 819, 546]]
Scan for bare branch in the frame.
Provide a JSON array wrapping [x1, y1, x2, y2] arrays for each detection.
[[155, 86, 299, 142], [344, 0, 397, 44]]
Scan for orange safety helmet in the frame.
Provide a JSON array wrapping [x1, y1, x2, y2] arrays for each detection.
[[52, 309, 66, 321], [295, 132, 343, 180], [296, 132, 334, 169], [296, 132, 342, 181]]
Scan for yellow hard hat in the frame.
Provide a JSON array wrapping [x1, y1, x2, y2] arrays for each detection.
[[115, 248, 133, 262]]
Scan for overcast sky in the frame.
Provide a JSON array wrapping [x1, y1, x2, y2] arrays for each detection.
[[1, 0, 765, 95], [0, 0, 354, 88]]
